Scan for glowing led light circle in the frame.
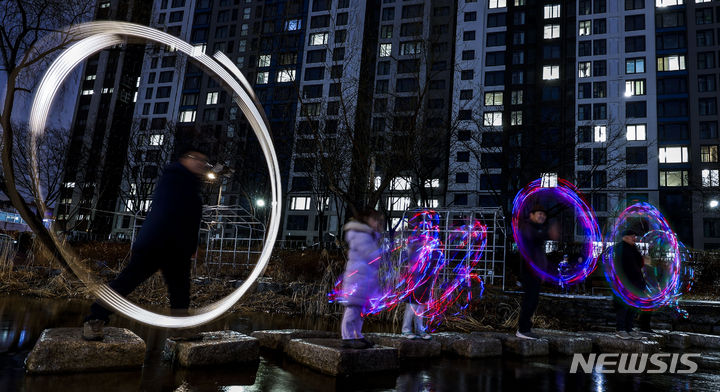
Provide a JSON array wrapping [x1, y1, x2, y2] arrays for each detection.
[[27, 22, 282, 328], [511, 178, 602, 284], [602, 203, 680, 310]]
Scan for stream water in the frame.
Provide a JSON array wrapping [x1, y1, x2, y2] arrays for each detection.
[[0, 295, 718, 391]]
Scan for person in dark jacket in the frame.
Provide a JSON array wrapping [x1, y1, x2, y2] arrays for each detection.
[[82, 148, 210, 340], [613, 229, 650, 340], [517, 203, 559, 340]]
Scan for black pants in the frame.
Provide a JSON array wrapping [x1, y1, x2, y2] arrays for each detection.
[[614, 296, 637, 332], [87, 249, 191, 323], [638, 311, 652, 331], [519, 267, 541, 333]]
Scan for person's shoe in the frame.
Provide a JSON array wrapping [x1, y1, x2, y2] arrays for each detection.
[[82, 319, 106, 341], [359, 337, 375, 348], [628, 331, 647, 340], [615, 331, 631, 340], [402, 332, 419, 340], [420, 333, 432, 340], [516, 330, 540, 340], [342, 338, 373, 349]]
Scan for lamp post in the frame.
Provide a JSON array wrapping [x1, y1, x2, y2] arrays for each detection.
[[710, 199, 719, 209]]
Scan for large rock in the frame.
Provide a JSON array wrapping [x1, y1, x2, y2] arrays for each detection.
[[472, 332, 549, 357], [284, 338, 398, 376], [583, 332, 660, 353], [251, 329, 338, 350], [534, 329, 593, 355], [163, 330, 259, 367], [656, 330, 690, 349], [430, 332, 466, 353], [364, 333, 441, 358], [450, 335, 502, 358], [25, 328, 145, 373], [684, 332, 720, 349]]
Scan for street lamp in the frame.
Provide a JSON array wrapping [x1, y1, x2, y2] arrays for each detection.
[[710, 200, 719, 208], [206, 172, 216, 180], [256, 199, 266, 208]]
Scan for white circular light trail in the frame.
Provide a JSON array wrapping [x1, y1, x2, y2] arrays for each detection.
[[28, 22, 282, 328]]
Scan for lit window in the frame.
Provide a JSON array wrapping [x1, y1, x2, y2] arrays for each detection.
[[489, 0, 507, 8], [85, 75, 96, 80], [388, 196, 411, 211], [626, 124, 647, 141], [309, 33, 328, 45], [277, 69, 296, 82], [544, 24, 560, 39], [703, 169, 720, 186], [579, 21, 591, 36], [193, 43, 206, 55], [511, 111, 523, 125], [485, 92, 503, 106], [379, 43, 392, 57], [578, 62, 591, 77], [657, 55, 686, 71], [256, 71, 269, 84], [258, 54, 271, 67], [701, 145, 719, 162], [543, 4, 560, 19], [400, 41, 422, 55], [625, 58, 645, 74], [102, 87, 114, 94], [624, 80, 646, 96], [425, 178, 440, 188], [541, 173, 558, 187], [542, 65, 560, 80], [484, 112, 502, 126], [285, 19, 302, 31], [64, 182, 76, 188], [206, 91, 218, 105], [179, 110, 196, 122], [81, 90, 94, 95], [656, 0, 683, 6], [511, 90, 523, 104], [594, 125, 607, 142], [659, 146, 689, 163], [150, 134, 164, 146], [290, 197, 312, 210], [391, 177, 411, 191], [660, 171, 689, 187], [696, 0, 711, 2], [99, 1, 110, 8], [241, 24, 249, 36]]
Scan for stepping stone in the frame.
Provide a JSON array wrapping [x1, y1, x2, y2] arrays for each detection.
[[450, 335, 502, 358], [284, 338, 398, 376], [430, 332, 466, 353], [25, 328, 145, 373], [683, 332, 720, 349], [533, 329, 593, 355], [364, 333, 441, 358], [472, 332, 549, 357], [583, 332, 660, 353], [696, 352, 720, 371], [655, 330, 690, 349], [162, 330, 259, 367], [250, 329, 338, 350]]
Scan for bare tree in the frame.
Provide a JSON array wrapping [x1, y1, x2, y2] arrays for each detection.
[[0, 0, 94, 264]]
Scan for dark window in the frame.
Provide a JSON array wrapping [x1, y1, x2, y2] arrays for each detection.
[[593, 148, 607, 165], [700, 98, 718, 116], [594, 0, 607, 13], [579, 41, 591, 57], [456, 172, 469, 183], [625, 0, 644, 10], [543, 45, 560, 59], [579, 0, 591, 15], [381, 7, 395, 21], [158, 71, 173, 83], [480, 175, 501, 190], [464, 11, 477, 22], [657, 77, 687, 94], [658, 100, 688, 117], [593, 39, 606, 55], [397, 59, 419, 73], [542, 87, 560, 101], [578, 148, 591, 165], [336, 12, 348, 25], [656, 11, 685, 28], [656, 32, 686, 50], [578, 83, 591, 99], [482, 132, 502, 147], [457, 151, 470, 162], [458, 130, 471, 141], [306, 49, 325, 63], [487, 13, 506, 28], [593, 19, 606, 34], [626, 147, 647, 164], [333, 47, 345, 61], [304, 67, 324, 81], [593, 103, 607, 120], [458, 110, 472, 120], [593, 60, 607, 76], [698, 52, 715, 69], [462, 50, 475, 60], [486, 52, 505, 66], [484, 71, 503, 85], [625, 15, 644, 31], [625, 36, 645, 52], [626, 170, 648, 188], [697, 29, 714, 47], [697, 8, 713, 25], [593, 193, 607, 212], [487, 32, 505, 46], [401, 22, 423, 36], [626, 101, 647, 118], [460, 90, 473, 100], [578, 104, 591, 121], [454, 194, 468, 206], [658, 123, 689, 140], [578, 126, 592, 142], [593, 82, 607, 98], [286, 215, 309, 230], [700, 121, 718, 139], [396, 78, 418, 92]]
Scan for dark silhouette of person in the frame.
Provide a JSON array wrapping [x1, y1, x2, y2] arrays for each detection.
[[82, 146, 211, 340], [517, 203, 558, 339], [613, 229, 649, 340]]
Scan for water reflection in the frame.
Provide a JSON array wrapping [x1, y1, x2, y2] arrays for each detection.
[[0, 296, 719, 391]]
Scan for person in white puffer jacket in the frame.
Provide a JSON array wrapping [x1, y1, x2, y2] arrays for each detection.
[[340, 209, 385, 349]]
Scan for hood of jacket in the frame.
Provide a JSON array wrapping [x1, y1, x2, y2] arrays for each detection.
[[343, 220, 374, 234]]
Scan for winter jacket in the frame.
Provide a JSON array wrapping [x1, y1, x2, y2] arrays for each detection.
[[614, 240, 647, 293], [132, 162, 203, 257], [340, 220, 383, 308], [406, 241, 438, 304], [520, 220, 550, 272]]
